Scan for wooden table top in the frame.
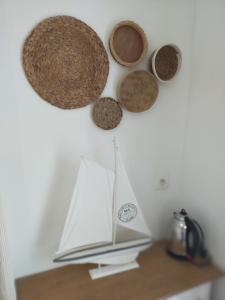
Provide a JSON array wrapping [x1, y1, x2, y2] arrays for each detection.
[[16, 240, 224, 300]]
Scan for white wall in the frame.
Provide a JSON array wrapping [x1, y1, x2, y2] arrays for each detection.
[[180, 1, 225, 299], [1, 0, 225, 298], [0, 0, 195, 278]]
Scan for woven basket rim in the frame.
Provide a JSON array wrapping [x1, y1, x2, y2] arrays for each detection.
[[92, 97, 123, 130], [118, 70, 159, 112], [109, 20, 148, 67], [23, 15, 109, 109]]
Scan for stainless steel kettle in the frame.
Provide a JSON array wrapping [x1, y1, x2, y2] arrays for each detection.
[[167, 209, 209, 264]]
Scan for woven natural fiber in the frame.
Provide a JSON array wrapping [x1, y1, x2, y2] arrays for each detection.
[[119, 70, 159, 112], [109, 20, 148, 67], [92, 98, 122, 130], [23, 16, 109, 109]]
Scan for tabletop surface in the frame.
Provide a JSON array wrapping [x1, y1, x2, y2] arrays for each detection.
[[16, 240, 225, 300]]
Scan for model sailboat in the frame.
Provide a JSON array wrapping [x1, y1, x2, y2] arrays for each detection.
[[53, 138, 153, 279]]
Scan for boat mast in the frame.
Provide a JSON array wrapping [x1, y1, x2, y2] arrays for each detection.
[[112, 136, 118, 245]]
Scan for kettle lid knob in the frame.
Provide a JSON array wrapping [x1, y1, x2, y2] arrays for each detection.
[[180, 209, 187, 215]]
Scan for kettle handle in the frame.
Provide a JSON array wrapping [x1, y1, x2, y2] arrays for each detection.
[[185, 216, 201, 260]]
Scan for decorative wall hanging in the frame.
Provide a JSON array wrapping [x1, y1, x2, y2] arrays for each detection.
[[150, 44, 182, 82], [23, 16, 109, 109], [118, 70, 159, 112], [92, 97, 122, 130], [109, 21, 148, 67]]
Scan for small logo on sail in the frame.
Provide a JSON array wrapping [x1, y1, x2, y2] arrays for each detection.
[[118, 203, 137, 222]]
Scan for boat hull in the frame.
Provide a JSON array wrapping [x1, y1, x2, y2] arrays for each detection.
[[71, 242, 151, 265]]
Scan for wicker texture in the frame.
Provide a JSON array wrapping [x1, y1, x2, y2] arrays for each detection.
[[119, 70, 159, 112], [23, 16, 109, 109], [92, 98, 122, 130], [109, 20, 148, 67]]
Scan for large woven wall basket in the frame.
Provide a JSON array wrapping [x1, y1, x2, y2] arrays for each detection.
[[23, 16, 109, 109]]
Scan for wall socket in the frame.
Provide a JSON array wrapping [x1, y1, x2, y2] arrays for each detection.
[[155, 175, 169, 190]]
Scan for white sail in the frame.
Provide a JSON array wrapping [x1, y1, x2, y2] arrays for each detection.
[[0, 197, 16, 300], [57, 158, 114, 255], [54, 140, 153, 276], [114, 150, 151, 240]]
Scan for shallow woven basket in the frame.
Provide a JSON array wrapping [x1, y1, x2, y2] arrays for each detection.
[[92, 97, 123, 130], [23, 16, 109, 109], [118, 70, 159, 112], [109, 20, 148, 67]]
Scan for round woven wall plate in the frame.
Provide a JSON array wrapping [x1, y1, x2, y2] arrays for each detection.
[[109, 20, 148, 67], [23, 16, 109, 109], [92, 98, 122, 130], [118, 70, 159, 112]]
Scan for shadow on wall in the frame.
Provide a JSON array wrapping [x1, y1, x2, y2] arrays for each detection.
[[35, 158, 80, 265]]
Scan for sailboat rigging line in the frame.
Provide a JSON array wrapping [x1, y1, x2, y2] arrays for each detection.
[[53, 240, 151, 263]]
